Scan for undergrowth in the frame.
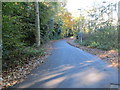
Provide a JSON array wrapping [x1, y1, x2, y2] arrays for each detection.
[[2, 47, 46, 71], [75, 27, 118, 51]]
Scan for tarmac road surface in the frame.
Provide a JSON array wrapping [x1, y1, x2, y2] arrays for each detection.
[[13, 40, 118, 88]]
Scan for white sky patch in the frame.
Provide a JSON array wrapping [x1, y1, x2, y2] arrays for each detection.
[[65, 0, 119, 17], [103, 13, 109, 21]]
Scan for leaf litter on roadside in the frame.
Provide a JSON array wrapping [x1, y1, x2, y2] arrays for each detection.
[[2, 41, 54, 89], [67, 38, 119, 69]]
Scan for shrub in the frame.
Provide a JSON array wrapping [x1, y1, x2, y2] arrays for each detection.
[[78, 26, 118, 50]]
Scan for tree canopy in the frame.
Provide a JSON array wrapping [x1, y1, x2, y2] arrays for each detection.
[[2, 1, 118, 70]]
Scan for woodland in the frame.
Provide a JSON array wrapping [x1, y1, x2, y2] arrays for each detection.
[[2, 1, 118, 78]]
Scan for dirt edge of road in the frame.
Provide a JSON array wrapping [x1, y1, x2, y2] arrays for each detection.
[[66, 38, 119, 70], [2, 40, 55, 89]]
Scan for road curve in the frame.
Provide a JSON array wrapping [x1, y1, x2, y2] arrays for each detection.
[[13, 40, 118, 88]]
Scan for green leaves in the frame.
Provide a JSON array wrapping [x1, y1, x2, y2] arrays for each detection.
[[79, 27, 118, 50], [23, 47, 45, 57], [2, 2, 62, 70]]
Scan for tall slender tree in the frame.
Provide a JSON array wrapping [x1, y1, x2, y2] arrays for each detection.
[[0, 1, 2, 73], [35, 0, 40, 47], [118, 1, 120, 52], [118, 1, 120, 25]]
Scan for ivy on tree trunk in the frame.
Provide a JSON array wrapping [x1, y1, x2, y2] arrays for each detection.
[[35, 0, 40, 47]]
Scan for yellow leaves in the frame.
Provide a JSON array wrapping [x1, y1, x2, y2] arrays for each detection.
[[12, 81, 18, 85], [20, 6, 24, 9], [2, 80, 18, 88], [112, 62, 117, 65], [67, 38, 119, 69], [15, 2, 18, 5], [85, 28, 90, 33], [2, 42, 53, 89], [108, 63, 120, 68], [99, 54, 108, 58], [56, 10, 74, 29], [108, 50, 117, 53]]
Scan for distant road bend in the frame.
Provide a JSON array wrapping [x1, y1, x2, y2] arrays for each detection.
[[13, 40, 118, 88]]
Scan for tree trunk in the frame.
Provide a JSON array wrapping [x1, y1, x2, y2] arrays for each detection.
[[0, 1, 2, 73], [35, 0, 40, 47], [118, 1, 120, 25], [118, 1, 120, 69]]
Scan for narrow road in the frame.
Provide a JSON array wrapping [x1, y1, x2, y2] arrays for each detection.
[[13, 40, 118, 88]]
